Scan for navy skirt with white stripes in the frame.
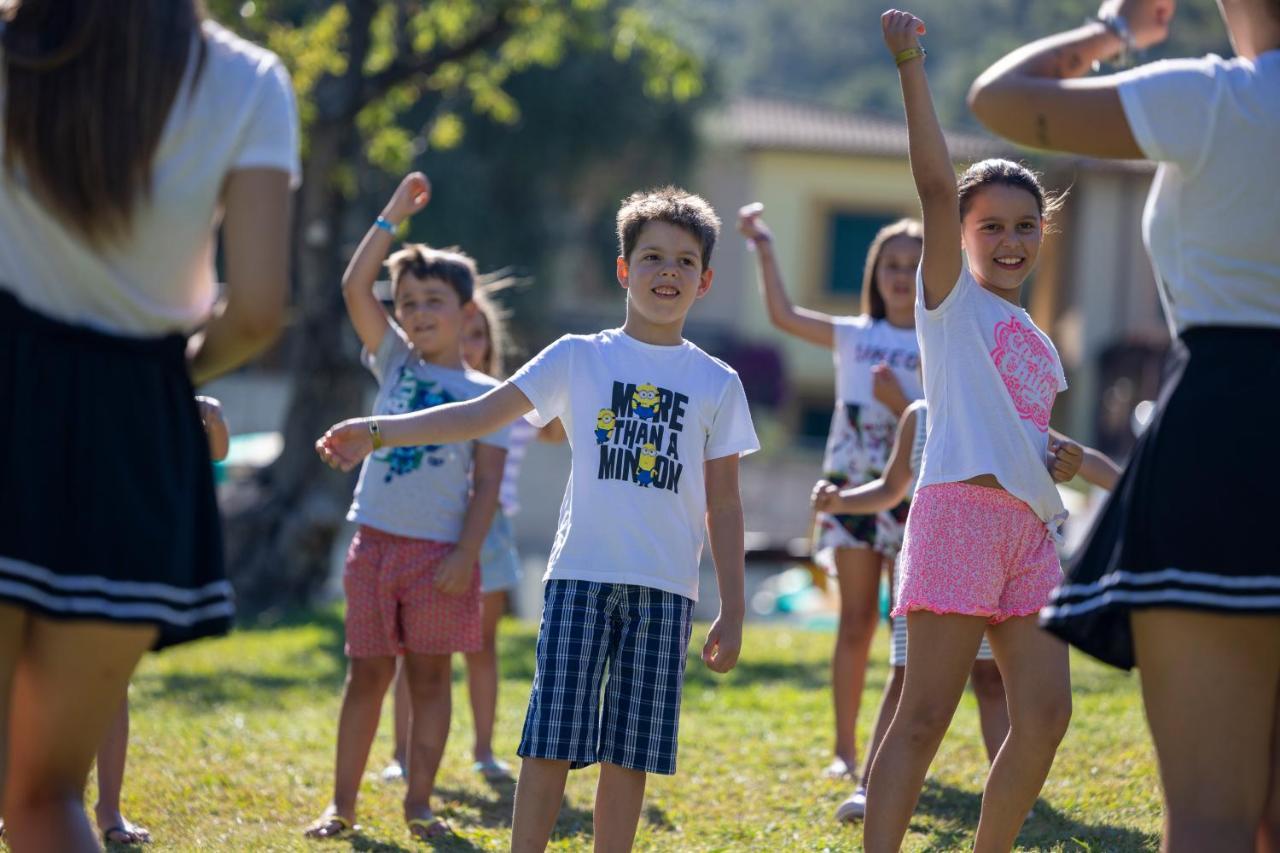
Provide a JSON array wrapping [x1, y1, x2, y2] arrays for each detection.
[[0, 290, 232, 650], [1042, 326, 1280, 670]]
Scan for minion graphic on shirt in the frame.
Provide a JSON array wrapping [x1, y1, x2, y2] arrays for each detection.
[[595, 409, 617, 445], [636, 443, 658, 486], [632, 383, 660, 421]]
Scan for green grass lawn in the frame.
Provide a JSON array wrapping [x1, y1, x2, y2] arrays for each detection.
[[88, 609, 1161, 851]]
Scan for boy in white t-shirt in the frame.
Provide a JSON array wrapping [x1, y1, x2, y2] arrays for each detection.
[[316, 186, 759, 850]]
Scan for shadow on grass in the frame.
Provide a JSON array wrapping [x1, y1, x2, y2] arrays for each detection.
[[682, 653, 831, 691], [914, 780, 1159, 851], [438, 782, 596, 842], [347, 830, 486, 852]]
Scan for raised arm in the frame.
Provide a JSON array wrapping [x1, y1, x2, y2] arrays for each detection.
[[967, 0, 1174, 158], [737, 204, 836, 349], [813, 407, 918, 515], [316, 381, 533, 472], [883, 10, 960, 309], [342, 172, 431, 354]]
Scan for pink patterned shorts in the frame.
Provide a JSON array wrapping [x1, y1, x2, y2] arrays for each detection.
[[893, 483, 1061, 623], [343, 525, 482, 657]]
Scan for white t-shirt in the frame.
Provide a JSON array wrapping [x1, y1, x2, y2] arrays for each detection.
[[915, 266, 1068, 533], [509, 328, 760, 601], [823, 315, 923, 466], [347, 328, 510, 543], [1117, 50, 1280, 333], [0, 21, 300, 336]]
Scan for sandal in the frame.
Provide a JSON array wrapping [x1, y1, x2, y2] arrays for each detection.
[[102, 820, 152, 845], [303, 814, 356, 841], [407, 815, 453, 841], [472, 757, 513, 782]]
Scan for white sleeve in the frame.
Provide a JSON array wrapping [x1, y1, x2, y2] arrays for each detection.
[[231, 56, 301, 187], [705, 374, 760, 460], [917, 263, 970, 320], [1116, 56, 1223, 173], [509, 336, 574, 428], [831, 315, 868, 355], [362, 325, 410, 384]]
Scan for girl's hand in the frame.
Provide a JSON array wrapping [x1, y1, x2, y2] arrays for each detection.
[[871, 363, 909, 415], [1048, 437, 1084, 483], [811, 479, 841, 513], [736, 203, 773, 246], [1098, 0, 1175, 49], [433, 548, 475, 596], [196, 395, 230, 462], [316, 419, 376, 472], [881, 9, 926, 57], [382, 172, 431, 225]]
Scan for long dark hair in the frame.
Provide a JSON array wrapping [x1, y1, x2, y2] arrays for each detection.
[[861, 218, 923, 319], [2, 0, 206, 245]]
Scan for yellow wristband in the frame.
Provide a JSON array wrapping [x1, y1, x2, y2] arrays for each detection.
[[368, 419, 384, 451], [894, 46, 926, 67]]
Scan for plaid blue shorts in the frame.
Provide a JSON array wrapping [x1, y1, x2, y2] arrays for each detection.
[[517, 579, 695, 775]]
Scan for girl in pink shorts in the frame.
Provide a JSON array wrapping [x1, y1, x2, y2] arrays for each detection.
[[863, 11, 1086, 852]]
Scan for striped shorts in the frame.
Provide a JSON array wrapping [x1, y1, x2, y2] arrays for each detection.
[[518, 579, 694, 775]]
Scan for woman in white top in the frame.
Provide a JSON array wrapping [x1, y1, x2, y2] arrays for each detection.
[[0, 1, 297, 849], [970, 0, 1280, 848]]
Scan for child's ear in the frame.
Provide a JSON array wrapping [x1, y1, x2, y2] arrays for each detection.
[[461, 300, 478, 319], [616, 256, 630, 290], [696, 266, 714, 299]]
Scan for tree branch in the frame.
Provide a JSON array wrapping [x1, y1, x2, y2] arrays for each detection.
[[358, 0, 528, 104]]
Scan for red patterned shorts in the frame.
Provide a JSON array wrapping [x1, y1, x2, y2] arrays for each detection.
[[343, 525, 481, 657]]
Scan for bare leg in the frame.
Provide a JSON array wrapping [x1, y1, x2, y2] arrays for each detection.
[[3, 615, 155, 853], [830, 547, 883, 773], [511, 757, 570, 853], [863, 612, 986, 852], [465, 591, 506, 765], [391, 657, 408, 769], [402, 652, 452, 833], [0, 602, 26, 812], [593, 762, 646, 853], [975, 617, 1071, 852], [94, 699, 150, 844], [969, 658, 1010, 765], [306, 655, 396, 835], [859, 665, 905, 787], [1132, 609, 1280, 853], [1259, 675, 1280, 853]]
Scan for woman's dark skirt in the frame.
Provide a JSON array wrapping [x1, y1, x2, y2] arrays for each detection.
[[0, 289, 231, 650], [1042, 326, 1280, 670]]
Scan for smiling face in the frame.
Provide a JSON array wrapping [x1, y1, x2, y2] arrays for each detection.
[[616, 220, 713, 331], [960, 183, 1044, 301], [460, 310, 492, 374], [392, 274, 473, 361], [873, 234, 922, 319]]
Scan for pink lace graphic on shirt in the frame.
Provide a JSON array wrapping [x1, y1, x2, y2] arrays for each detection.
[[989, 318, 1057, 432]]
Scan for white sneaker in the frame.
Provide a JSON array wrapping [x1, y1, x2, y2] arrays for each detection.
[[835, 787, 867, 823], [379, 760, 405, 782]]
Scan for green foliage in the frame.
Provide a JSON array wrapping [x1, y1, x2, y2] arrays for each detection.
[[204, 0, 704, 175], [112, 613, 1162, 850]]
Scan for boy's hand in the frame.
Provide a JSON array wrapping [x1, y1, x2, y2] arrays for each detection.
[[1048, 437, 1084, 483], [1099, 0, 1175, 49], [811, 479, 841, 514], [736, 203, 773, 247], [702, 613, 742, 674], [871, 363, 909, 415], [882, 9, 926, 56], [382, 171, 431, 225], [433, 548, 475, 596], [316, 419, 376, 472]]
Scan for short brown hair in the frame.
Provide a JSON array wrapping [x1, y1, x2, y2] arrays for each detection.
[[386, 244, 477, 305], [957, 159, 1065, 224], [616, 186, 721, 268], [3, 0, 206, 246], [861, 219, 923, 319]]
